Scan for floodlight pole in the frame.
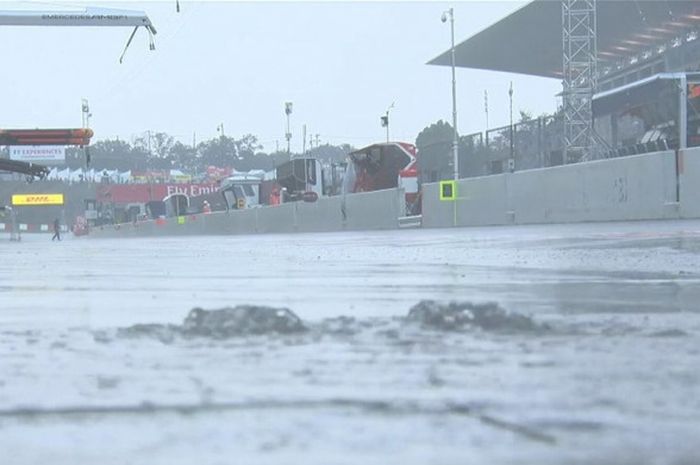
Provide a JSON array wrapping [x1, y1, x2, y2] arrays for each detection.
[[285, 102, 293, 158], [484, 90, 489, 131], [443, 8, 459, 181], [509, 82, 514, 168], [385, 109, 390, 143], [679, 73, 687, 150], [385, 102, 394, 143]]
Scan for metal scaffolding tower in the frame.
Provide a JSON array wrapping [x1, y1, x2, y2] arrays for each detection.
[[562, 0, 597, 163]]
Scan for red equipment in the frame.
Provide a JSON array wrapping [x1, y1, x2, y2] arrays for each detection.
[[0, 128, 93, 146], [343, 142, 420, 213]]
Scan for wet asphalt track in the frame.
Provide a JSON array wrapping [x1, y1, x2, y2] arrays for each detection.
[[1, 220, 699, 464]]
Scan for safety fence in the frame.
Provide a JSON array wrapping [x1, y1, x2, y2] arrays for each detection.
[[468, 115, 566, 176], [420, 113, 683, 183]]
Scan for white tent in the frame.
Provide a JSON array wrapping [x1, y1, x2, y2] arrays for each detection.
[[68, 169, 86, 183], [56, 168, 71, 181]]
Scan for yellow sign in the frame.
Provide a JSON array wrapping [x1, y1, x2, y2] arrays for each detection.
[[12, 193, 64, 206], [177, 216, 186, 224], [439, 181, 456, 201]]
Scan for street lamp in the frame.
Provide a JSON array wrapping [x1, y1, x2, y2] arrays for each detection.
[[285, 102, 293, 157], [442, 8, 459, 181], [381, 102, 394, 143], [81, 99, 92, 168], [81, 98, 91, 128]]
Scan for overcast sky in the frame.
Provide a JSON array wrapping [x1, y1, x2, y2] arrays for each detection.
[[1, 0, 561, 152]]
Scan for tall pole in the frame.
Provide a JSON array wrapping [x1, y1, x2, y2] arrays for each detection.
[[509, 82, 514, 166], [679, 74, 687, 150], [81, 98, 89, 128], [386, 109, 390, 143], [385, 102, 394, 143], [303, 124, 307, 155], [285, 102, 293, 158], [286, 113, 291, 154], [484, 90, 489, 130], [448, 8, 458, 180], [303, 124, 308, 191], [81, 99, 91, 168]]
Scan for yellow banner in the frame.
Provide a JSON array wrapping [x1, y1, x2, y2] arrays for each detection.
[[12, 193, 64, 206]]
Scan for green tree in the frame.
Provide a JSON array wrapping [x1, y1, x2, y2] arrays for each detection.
[[76, 139, 149, 171], [307, 143, 355, 163], [169, 142, 198, 172], [415, 120, 455, 182]]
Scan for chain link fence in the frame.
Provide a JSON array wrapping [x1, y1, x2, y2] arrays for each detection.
[[459, 115, 565, 177]]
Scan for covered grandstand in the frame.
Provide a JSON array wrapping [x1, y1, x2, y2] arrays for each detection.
[[426, 0, 700, 181]]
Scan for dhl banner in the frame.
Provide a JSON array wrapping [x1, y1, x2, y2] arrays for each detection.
[[12, 193, 64, 206]]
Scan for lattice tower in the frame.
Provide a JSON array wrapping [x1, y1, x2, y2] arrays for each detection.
[[562, 0, 598, 163]]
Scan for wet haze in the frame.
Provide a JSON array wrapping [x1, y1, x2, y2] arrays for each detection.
[[0, 0, 560, 150]]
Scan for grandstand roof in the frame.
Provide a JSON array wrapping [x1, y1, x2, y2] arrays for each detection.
[[428, 0, 700, 78]]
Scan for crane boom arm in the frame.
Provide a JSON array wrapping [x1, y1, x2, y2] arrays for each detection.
[[0, 7, 156, 34]]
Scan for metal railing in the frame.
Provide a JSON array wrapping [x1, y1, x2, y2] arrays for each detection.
[[460, 116, 566, 176]]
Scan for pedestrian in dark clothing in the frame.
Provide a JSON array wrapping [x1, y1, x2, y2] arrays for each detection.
[[52, 218, 61, 241]]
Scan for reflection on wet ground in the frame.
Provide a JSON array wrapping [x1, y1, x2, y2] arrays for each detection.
[[1, 220, 700, 464]]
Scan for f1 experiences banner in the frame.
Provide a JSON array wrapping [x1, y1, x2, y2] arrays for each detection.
[[10, 146, 65, 163]]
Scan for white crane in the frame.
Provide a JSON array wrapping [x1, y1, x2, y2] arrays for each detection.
[[0, 6, 157, 62]]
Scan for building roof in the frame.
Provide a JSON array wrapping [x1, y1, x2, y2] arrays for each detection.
[[428, 0, 700, 78]]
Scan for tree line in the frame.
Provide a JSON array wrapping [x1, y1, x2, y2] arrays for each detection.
[[58, 132, 356, 172]]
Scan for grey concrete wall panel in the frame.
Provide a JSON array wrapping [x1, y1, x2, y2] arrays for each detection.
[[509, 151, 678, 223], [221, 210, 256, 234], [422, 150, 678, 228], [93, 219, 156, 238], [295, 196, 344, 232], [343, 188, 403, 230], [455, 174, 510, 226], [87, 187, 401, 238], [201, 211, 236, 235], [680, 147, 700, 218], [514, 151, 677, 223], [420, 182, 452, 228], [421, 175, 510, 228], [254, 204, 296, 234]]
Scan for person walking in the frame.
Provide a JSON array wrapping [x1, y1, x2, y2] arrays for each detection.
[[52, 218, 61, 241]]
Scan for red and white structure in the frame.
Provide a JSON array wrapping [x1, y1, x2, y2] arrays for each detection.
[[343, 142, 420, 213]]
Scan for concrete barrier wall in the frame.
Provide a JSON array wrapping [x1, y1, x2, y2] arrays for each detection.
[[680, 147, 700, 218], [422, 150, 680, 228], [512, 152, 678, 223], [89, 188, 406, 238], [255, 203, 296, 234], [295, 195, 344, 232], [81, 147, 700, 238], [343, 188, 403, 230], [422, 174, 511, 228]]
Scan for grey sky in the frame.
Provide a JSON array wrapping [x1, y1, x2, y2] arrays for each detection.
[[1, 1, 561, 152]]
